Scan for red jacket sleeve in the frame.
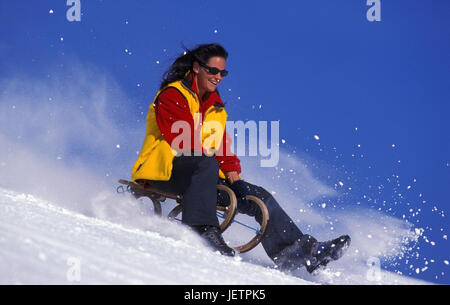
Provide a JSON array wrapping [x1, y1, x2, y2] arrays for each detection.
[[215, 130, 242, 174], [155, 88, 199, 152]]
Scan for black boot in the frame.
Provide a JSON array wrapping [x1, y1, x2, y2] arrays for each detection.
[[271, 235, 318, 272], [306, 235, 351, 273], [192, 225, 235, 257]]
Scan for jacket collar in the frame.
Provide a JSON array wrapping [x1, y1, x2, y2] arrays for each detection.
[[181, 72, 224, 109]]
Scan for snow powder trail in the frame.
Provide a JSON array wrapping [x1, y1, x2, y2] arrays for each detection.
[[0, 187, 430, 285], [0, 187, 313, 285]]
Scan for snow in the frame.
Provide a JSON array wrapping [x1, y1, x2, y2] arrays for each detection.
[[0, 187, 311, 285], [0, 184, 431, 285]]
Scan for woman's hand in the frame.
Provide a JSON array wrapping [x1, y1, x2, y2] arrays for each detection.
[[225, 171, 240, 184]]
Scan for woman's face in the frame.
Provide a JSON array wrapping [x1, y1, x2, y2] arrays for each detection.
[[193, 56, 226, 96]]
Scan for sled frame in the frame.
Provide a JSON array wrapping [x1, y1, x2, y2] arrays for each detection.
[[117, 179, 269, 253]]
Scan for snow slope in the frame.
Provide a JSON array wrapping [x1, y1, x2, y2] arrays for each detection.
[[0, 187, 312, 285], [0, 187, 430, 285]]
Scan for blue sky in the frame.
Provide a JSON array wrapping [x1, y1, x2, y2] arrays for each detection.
[[1, 1, 449, 283]]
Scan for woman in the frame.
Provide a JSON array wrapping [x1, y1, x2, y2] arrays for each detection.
[[131, 43, 350, 273]]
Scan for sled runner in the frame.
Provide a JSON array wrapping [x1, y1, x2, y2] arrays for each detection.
[[117, 179, 269, 253]]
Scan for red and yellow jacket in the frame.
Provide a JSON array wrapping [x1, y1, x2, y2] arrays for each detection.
[[131, 72, 241, 182]]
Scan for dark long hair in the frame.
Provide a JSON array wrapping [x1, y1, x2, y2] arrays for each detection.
[[160, 43, 228, 90]]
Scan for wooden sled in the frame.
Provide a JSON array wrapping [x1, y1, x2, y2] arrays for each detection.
[[117, 179, 269, 253]]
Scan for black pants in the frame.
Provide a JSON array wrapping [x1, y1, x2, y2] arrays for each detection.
[[147, 155, 317, 265], [146, 155, 221, 227]]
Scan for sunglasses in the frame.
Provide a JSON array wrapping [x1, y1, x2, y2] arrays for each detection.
[[198, 61, 229, 77]]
